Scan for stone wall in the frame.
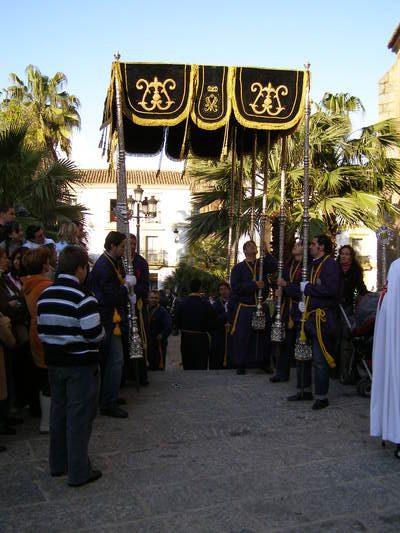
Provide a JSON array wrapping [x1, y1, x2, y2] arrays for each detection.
[[379, 23, 400, 121]]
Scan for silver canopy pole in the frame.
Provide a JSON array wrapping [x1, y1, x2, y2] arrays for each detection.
[[294, 62, 313, 362], [251, 133, 270, 331], [271, 135, 288, 343], [226, 127, 237, 280], [113, 54, 144, 364]]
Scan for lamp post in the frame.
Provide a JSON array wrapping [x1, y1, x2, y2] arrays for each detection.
[[127, 184, 158, 255]]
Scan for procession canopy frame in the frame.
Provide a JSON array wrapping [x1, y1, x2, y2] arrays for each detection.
[[102, 61, 309, 161]]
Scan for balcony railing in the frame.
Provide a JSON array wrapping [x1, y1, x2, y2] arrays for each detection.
[[143, 250, 168, 267]]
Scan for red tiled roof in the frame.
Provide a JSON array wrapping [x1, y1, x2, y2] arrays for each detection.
[[81, 169, 191, 186]]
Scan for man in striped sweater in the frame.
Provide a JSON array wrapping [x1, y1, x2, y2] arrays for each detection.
[[37, 246, 105, 487]]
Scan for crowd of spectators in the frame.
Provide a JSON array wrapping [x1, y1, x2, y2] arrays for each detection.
[[0, 202, 86, 453]]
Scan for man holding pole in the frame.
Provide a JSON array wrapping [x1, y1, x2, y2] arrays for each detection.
[[129, 234, 150, 385], [273, 241, 305, 384], [295, 235, 342, 410], [90, 231, 136, 418], [229, 240, 277, 374]]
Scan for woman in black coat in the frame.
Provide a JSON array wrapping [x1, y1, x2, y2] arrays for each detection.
[[336, 245, 368, 380]]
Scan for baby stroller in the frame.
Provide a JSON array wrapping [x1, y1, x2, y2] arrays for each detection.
[[339, 292, 379, 397]]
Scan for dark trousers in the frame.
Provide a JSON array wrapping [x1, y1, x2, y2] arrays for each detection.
[[48, 364, 99, 485], [312, 337, 330, 399], [275, 325, 297, 379], [148, 338, 168, 371], [100, 335, 123, 409], [295, 360, 313, 391], [291, 325, 313, 391], [210, 329, 228, 370], [181, 332, 209, 370], [292, 335, 330, 396]]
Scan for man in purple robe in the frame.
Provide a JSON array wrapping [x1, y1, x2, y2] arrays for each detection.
[[272, 241, 305, 383], [229, 240, 277, 374], [147, 290, 172, 370], [175, 279, 217, 369], [299, 234, 342, 410], [210, 282, 231, 370]]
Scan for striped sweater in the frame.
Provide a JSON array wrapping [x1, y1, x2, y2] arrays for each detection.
[[37, 274, 105, 366]]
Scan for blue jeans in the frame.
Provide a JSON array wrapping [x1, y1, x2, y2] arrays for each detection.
[[101, 335, 124, 409], [312, 337, 330, 399], [48, 364, 99, 485]]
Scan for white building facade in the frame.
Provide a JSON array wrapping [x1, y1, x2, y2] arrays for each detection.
[[75, 169, 192, 288]]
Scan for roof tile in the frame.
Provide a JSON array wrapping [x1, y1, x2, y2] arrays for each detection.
[[81, 169, 191, 186]]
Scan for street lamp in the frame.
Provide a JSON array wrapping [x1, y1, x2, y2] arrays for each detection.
[[127, 185, 158, 254]]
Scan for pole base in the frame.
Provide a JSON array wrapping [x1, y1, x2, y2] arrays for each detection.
[[294, 339, 312, 361], [252, 310, 266, 331], [129, 332, 144, 360], [271, 320, 285, 343]]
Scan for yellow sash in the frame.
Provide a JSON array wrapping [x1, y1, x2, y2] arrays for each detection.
[[299, 255, 336, 368]]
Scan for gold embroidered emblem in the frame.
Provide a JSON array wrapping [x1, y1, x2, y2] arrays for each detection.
[[136, 77, 176, 112], [249, 82, 288, 116], [203, 85, 219, 114]]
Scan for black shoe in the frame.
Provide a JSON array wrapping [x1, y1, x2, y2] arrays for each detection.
[[100, 406, 128, 418], [51, 470, 67, 477], [236, 367, 246, 375], [312, 399, 329, 410], [0, 426, 16, 435], [68, 469, 102, 487], [288, 391, 313, 402], [0, 445, 6, 453], [140, 380, 150, 386], [6, 417, 24, 426], [270, 375, 288, 383], [117, 397, 127, 405]]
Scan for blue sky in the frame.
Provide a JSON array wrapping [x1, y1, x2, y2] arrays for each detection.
[[1, 1, 398, 168]]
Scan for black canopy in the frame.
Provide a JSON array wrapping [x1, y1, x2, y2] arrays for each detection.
[[102, 62, 308, 160]]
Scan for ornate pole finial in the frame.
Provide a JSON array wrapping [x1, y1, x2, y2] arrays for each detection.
[[304, 61, 310, 71], [114, 51, 121, 61]]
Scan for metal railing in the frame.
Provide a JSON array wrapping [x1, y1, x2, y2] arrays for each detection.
[[143, 250, 168, 266]]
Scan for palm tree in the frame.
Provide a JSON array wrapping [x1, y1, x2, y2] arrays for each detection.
[[186, 94, 400, 250], [1, 65, 81, 160], [0, 125, 86, 230], [321, 92, 365, 115]]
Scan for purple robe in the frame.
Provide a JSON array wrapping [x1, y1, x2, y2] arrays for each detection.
[[229, 254, 277, 366], [303, 255, 342, 348], [148, 304, 172, 370], [210, 298, 230, 369], [282, 259, 302, 326]]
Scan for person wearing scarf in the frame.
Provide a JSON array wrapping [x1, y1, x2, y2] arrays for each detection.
[[336, 245, 367, 380]]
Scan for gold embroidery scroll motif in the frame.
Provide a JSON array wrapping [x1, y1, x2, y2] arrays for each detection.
[[232, 68, 307, 130], [249, 82, 288, 116], [121, 63, 196, 127], [137, 77, 176, 112], [191, 65, 233, 130]]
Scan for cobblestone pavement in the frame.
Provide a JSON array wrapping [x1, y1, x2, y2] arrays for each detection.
[[1, 336, 400, 532]]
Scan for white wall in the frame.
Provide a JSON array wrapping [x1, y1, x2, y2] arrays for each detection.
[[74, 183, 191, 286], [336, 228, 377, 291]]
